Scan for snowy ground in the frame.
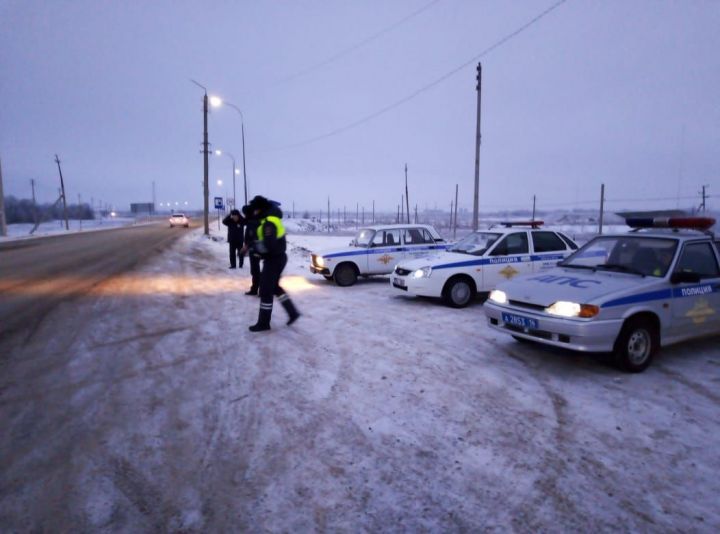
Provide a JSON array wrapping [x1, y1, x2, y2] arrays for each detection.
[[3, 226, 719, 531], [1, 217, 137, 239]]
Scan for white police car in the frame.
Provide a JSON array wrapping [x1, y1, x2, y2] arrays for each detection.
[[390, 222, 578, 307], [484, 217, 719, 372], [309, 224, 446, 286]]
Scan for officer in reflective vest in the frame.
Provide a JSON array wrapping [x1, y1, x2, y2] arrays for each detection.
[[247, 195, 300, 331]]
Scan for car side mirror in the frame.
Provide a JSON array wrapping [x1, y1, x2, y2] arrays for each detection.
[[670, 271, 701, 284]]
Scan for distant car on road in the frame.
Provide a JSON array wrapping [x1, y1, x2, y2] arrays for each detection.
[[391, 222, 578, 307], [484, 217, 720, 372], [309, 224, 447, 286], [169, 213, 189, 228]]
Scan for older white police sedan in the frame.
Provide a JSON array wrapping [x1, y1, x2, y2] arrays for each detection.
[[484, 217, 719, 372], [309, 224, 446, 286], [390, 222, 578, 307]]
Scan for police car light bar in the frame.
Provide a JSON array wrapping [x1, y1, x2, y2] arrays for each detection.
[[500, 220, 544, 228], [625, 217, 716, 230]]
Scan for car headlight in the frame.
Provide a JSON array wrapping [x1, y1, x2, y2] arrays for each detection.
[[315, 256, 325, 267], [545, 301, 599, 318], [488, 289, 507, 304], [412, 266, 432, 278]]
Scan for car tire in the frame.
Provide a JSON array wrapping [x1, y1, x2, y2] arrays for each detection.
[[614, 317, 658, 373], [333, 263, 358, 287], [442, 276, 476, 308]]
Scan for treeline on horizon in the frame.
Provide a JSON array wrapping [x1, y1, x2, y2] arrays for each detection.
[[2, 195, 95, 224]]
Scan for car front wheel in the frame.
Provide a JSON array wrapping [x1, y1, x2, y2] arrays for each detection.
[[333, 263, 358, 287], [443, 277, 475, 308], [614, 318, 658, 373]]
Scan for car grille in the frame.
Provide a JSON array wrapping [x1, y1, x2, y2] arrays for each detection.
[[394, 267, 412, 276], [508, 299, 546, 312]]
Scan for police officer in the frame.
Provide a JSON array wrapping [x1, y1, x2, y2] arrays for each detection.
[[221, 209, 245, 269], [248, 195, 300, 331], [241, 204, 261, 295]]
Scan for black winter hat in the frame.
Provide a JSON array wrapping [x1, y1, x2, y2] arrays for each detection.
[[230, 209, 241, 216], [249, 195, 271, 211]]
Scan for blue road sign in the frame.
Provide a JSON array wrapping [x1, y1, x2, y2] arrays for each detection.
[[214, 197, 224, 210]]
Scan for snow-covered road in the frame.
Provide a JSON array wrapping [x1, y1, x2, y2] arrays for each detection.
[[2, 228, 719, 532]]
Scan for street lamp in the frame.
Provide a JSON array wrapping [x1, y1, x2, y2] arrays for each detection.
[[209, 96, 248, 205], [214, 149, 238, 209]]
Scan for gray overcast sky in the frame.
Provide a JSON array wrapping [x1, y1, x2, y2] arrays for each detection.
[[1, 0, 718, 214]]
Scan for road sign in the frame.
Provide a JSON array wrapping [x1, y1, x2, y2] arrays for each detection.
[[214, 197, 224, 210]]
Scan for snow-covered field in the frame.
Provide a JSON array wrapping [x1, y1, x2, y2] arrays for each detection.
[[1, 217, 136, 239], [4, 225, 718, 531]]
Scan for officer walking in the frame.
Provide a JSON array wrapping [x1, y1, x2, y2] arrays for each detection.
[[241, 204, 261, 295], [247, 195, 300, 332], [222, 209, 245, 269]]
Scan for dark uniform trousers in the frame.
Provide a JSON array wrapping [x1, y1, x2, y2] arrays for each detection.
[[249, 254, 261, 292], [229, 242, 244, 268], [254, 252, 299, 328]]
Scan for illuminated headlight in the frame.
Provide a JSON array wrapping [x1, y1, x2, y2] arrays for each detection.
[[545, 301, 599, 318], [412, 266, 432, 278], [488, 289, 507, 304], [315, 256, 325, 267]]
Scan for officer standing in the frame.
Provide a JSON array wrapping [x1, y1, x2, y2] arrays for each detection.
[[222, 209, 245, 269], [241, 204, 260, 295], [247, 195, 300, 332]]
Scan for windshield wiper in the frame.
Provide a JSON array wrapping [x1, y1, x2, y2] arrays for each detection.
[[558, 263, 595, 270], [595, 263, 645, 276]]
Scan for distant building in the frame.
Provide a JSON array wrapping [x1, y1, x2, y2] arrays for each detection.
[[130, 202, 155, 214]]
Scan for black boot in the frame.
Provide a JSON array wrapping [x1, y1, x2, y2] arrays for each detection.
[[245, 286, 258, 296], [279, 294, 301, 326], [249, 305, 272, 332]]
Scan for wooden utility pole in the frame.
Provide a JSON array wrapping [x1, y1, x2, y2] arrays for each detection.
[[532, 195, 536, 221], [0, 157, 7, 236], [414, 204, 418, 224], [202, 92, 210, 235], [400, 195, 404, 223], [598, 184, 605, 235], [362, 206, 365, 225], [54, 154, 70, 230], [472, 62, 482, 232], [372, 200, 375, 223], [404, 164, 410, 224], [327, 196, 330, 233], [356, 203, 359, 229], [453, 184, 459, 238], [700, 185, 709, 212], [450, 200, 454, 230]]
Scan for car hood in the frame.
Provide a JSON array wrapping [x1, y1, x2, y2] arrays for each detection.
[[397, 251, 476, 271], [494, 267, 664, 307]]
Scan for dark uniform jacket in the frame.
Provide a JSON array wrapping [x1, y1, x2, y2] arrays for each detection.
[[222, 214, 246, 244], [255, 205, 286, 258]]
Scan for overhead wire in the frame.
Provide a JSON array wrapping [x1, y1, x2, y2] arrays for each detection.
[[259, 0, 569, 152], [274, 0, 443, 86]]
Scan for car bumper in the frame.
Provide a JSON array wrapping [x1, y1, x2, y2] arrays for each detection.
[[483, 301, 623, 353], [310, 265, 330, 275], [389, 275, 441, 297]]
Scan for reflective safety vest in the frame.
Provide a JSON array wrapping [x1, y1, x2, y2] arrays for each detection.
[[257, 215, 286, 241]]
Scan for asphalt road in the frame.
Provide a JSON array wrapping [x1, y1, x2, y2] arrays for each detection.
[[0, 222, 193, 342]]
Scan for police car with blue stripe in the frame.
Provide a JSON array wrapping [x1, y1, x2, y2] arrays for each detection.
[[484, 217, 719, 372], [309, 224, 446, 286], [390, 222, 579, 307]]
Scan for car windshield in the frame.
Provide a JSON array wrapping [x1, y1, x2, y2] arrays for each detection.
[[449, 232, 501, 255], [560, 236, 678, 277], [353, 228, 376, 247], [172, 214, 185, 218]]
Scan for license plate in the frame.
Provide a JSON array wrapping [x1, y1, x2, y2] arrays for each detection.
[[502, 312, 538, 330], [393, 277, 406, 287]]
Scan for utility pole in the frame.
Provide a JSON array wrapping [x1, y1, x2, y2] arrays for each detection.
[[327, 196, 330, 233], [472, 62, 482, 232], [292, 201, 295, 219], [152, 181, 156, 214], [414, 204, 418, 224], [699, 185, 709, 212], [450, 200, 454, 230], [532, 195, 536, 221], [0, 157, 7, 236], [241, 122, 248, 205], [203, 93, 210, 235], [454, 184, 459, 238], [372, 200, 375, 223], [362, 206, 365, 225], [78, 193, 83, 230], [356, 203, 359, 230], [31, 179, 38, 224], [598, 183, 605, 235], [404, 164, 410, 224], [54, 154, 69, 230]]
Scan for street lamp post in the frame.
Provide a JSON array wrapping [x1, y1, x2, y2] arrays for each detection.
[[209, 96, 248, 205], [190, 79, 210, 235], [214, 149, 237, 209]]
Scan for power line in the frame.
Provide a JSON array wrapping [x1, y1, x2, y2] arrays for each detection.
[[260, 0, 569, 152], [274, 0, 443, 86]]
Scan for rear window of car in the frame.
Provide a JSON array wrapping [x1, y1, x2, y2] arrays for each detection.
[[532, 231, 567, 252], [558, 232, 579, 250], [172, 214, 185, 218]]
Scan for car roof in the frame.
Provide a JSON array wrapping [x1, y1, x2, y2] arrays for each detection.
[[594, 228, 712, 241], [172, 213, 186, 216], [360, 223, 435, 231]]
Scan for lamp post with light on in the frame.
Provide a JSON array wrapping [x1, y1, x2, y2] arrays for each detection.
[[214, 149, 239, 209], [209, 96, 248, 205]]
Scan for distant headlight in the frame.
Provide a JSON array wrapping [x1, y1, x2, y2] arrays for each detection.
[[412, 266, 432, 279], [545, 301, 599, 318], [315, 256, 325, 267], [488, 289, 507, 304]]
